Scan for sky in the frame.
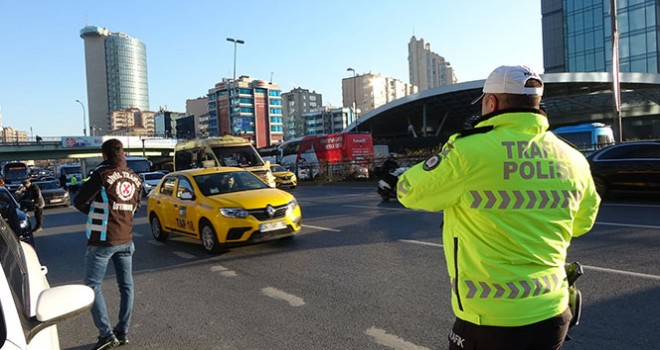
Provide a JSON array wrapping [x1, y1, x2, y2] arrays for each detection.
[[0, 1, 543, 137]]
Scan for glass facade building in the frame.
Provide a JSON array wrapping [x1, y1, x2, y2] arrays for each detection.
[[105, 35, 150, 112], [542, 0, 660, 73], [81, 26, 149, 135]]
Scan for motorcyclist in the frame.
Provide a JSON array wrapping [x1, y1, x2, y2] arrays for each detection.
[[18, 179, 45, 232], [382, 153, 399, 174]]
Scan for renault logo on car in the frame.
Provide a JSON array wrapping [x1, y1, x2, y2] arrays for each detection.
[[266, 205, 276, 218]]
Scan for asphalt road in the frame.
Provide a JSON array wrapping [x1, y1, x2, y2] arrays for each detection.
[[33, 184, 660, 350]]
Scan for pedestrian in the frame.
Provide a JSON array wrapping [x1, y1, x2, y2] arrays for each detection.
[[20, 179, 45, 232], [74, 138, 142, 350], [397, 65, 601, 350]]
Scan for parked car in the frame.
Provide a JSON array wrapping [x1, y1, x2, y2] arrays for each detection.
[[0, 186, 34, 246], [0, 209, 94, 349], [270, 164, 297, 189], [32, 180, 70, 208], [140, 171, 166, 196], [146, 167, 302, 253], [586, 141, 660, 198]]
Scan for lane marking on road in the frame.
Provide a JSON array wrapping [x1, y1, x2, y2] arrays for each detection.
[[173, 251, 196, 259], [147, 240, 165, 247], [302, 224, 341, 232], [603, 203, 660, 208], [261, 287, 305, 307], [584, 265, 660, 281], [344, 205, 412, 212], [398, 240, 660, 280], [365, 327, 431, 350], [398, 239, 443, 248], [596, 221, 660, 229], [132, 232, 143, 237], [210, 265, 237, 277]]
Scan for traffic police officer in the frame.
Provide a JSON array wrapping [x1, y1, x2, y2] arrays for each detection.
[[397, 65, 601, 350]]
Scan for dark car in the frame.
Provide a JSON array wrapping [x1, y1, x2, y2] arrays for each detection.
[[33, 180, 70, 207], [0, 186, 34, 246], [586, 141, 660, 198]]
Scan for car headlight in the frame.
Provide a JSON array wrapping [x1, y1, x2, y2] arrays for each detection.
[[144, 183, 153, 189], [285, 198, 298, 215], [20, 219, 29, 229], [220, 208, 248, 218]]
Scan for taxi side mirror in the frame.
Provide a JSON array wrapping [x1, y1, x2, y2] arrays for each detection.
[[179, 191, 194, 200]]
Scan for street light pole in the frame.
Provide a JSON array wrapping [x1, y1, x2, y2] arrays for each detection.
[[75, 99, 87, 136], [226, 37, 245, 80], [347, 68, 358, 132]]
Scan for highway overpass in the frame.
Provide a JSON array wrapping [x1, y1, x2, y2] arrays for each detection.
[[0, 136, 176, 162]]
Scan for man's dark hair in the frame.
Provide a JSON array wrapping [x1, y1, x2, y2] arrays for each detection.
[[102, 138, 124, 159], [496, 78, 543, 109]]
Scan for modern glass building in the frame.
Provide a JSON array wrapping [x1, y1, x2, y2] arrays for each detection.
[[542, 0, 660, 73], [80, 26, 149, 135]]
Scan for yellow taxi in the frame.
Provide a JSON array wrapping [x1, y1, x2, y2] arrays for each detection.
[[146, 167, 302, 253], [270, 164, 297, 189]]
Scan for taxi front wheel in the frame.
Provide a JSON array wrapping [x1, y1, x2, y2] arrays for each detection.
[[151, 214, 169, 242], [200, 222, 222, 254]]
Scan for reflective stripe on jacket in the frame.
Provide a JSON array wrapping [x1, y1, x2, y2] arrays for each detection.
[[397, 110, 600, 327]]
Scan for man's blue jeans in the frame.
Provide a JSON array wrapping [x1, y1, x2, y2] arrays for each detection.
[[84, 241, 135, 338]]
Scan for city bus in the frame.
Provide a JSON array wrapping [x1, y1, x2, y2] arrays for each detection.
[[274, 133, 374, 180], [2, 162, 30, 192], [174, 135, 275, 187], [552, 123, 615, 154]]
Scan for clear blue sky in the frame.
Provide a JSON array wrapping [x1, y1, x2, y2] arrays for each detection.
[[0, 0, 543, 137]]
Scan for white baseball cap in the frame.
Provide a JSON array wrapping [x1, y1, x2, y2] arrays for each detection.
[[471, 65, 543, 104]]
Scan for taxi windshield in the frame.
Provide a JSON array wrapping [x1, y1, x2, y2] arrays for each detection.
[[194, 171, 268, 196], [212, 146, 264, 168], [271, 165, 288, 172]]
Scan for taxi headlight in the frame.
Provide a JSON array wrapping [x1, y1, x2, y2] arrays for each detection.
[[285, 198, 298, 215], [220, 208, 248, 218]]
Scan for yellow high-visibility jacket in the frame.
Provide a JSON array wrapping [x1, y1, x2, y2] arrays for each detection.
[[397, 109, 600, 326]]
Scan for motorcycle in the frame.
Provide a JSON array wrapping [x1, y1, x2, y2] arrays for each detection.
[[377, 167, 409, 202]]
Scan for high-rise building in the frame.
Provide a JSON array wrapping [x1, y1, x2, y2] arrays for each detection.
[[80, 26, 150, 135], [207, 76, 283, 147], [185, 97, 211, 139], [154, 110, 186, 138], [281, 88, 323, 139], [408, 36, 457, 91], [342, 73, 417, 116], [304, 107, 354, 136], [542, 0, 660, 73]]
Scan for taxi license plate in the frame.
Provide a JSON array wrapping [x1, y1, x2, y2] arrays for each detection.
[[260, 221, 287, 232]]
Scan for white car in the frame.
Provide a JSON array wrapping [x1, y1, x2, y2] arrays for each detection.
[[0, 218, 93, 349], [140, 171, 166, 196]]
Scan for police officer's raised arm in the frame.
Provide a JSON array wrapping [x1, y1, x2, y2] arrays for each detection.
[[396, 138, 465, 212]]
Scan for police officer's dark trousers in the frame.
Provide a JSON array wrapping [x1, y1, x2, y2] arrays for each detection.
[[448, 308, 572, 350]]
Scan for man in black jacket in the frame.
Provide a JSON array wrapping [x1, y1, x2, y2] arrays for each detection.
[[74, 139, 142, 350], [20, 179, 45, 232]]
